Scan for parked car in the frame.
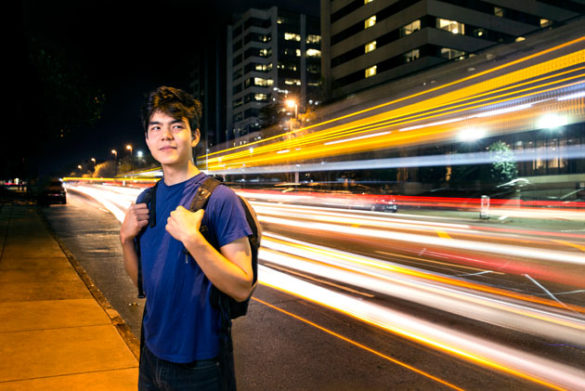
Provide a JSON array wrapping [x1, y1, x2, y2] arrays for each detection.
[[38, 179, 67, 205]]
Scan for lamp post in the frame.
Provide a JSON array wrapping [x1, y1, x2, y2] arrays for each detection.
[[111, 149, 118, 177], [126, 144, 133, 171], [285, 98, 298, 125]]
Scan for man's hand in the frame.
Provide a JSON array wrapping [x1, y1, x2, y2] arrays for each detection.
[[120, 202, 149, 244], [166, 206, 205, 244]]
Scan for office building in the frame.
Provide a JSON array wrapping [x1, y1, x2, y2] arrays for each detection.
[[321, 0, 585, 100], [226, 7, 321, 142]]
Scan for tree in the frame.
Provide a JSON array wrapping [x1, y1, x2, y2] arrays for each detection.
[[488, 141, 518, 184]]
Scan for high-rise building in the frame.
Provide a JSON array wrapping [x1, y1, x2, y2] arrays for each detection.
[[321, 0, 585, 100], [226, 7, 321, 142]]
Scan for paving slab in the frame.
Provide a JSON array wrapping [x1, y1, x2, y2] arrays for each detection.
[[0, 299, 110, 333], [0, 368, 138, 391], [0, 325, 137, 383]]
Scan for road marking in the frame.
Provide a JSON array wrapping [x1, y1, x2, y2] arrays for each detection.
[[437, 230, 451, 239], [553, 239, 585, 252], [253, 297, 465, 391]]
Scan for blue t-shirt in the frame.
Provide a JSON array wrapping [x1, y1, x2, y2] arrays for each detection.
[[137, 173, 252, 363]]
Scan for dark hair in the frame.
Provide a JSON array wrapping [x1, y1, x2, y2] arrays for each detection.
[[141, 86, 202, 133]]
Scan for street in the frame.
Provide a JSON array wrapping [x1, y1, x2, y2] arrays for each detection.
[[41, 188, 584, 390]]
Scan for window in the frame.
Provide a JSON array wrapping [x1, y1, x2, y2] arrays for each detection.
[[255, 63, 272, 72], [364, 0, 374, 3], [365, 15, 376, 29], [296, 49, 302, 57], [254, 77, 274, 87], [307, 48, 321, 57], [254, 93, 268, 101], [440, 48, 465, 60], [404, 48, 420, 63], [285, 32, 301, 41], [540, 18, 552, 27], [285, 79, 301, 86], [437, 19, 465, 35], [365, 65, 377, 78], [306, 34, 321, 44], [401, 20, 420, 36], [365, 41, 376, 53], [494, 7, 504, 17], [259, 48, 271, 57]]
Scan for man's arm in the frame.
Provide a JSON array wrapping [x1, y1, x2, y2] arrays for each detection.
[[120, 203, 150, 287], [166, 207, 253, 302]]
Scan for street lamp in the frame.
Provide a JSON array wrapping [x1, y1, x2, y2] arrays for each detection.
[[285, 98, 298, 119], [126, 144, 133, 171], [111, 149, 118, 177]]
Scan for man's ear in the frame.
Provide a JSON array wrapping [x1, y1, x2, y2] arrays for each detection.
[[191, 128, 201, 147]]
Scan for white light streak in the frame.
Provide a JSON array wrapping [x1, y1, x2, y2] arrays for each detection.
[[324, 131, 391, 145]]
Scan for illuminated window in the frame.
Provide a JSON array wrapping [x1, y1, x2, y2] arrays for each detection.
[[404, 48, 420, 63], [306, 48, 321, 57], [364, 15, 376, 29], [440, 48, 465, 60], [277, 17, 285, 24], [255, 63, 272, 72], [437, 19, 465, 35], [364, 0, 374, 3], [284, 79, 301, 86], [365, 65, 377, 78], [365, 41, 376, 53], [515, 36, 526, 42], [259, 48, 270, 57], [306, 34, 321, 44], [401, 20, 420, 36], [540, 18, 552, 27], [296, 49, 302, 57], [254, 77, 274, 87], [254, 93, 268, 101], [284, 32, 301, 41], [494, 7, 504, 17]]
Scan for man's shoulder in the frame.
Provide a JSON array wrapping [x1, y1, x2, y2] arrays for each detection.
[[136, 183, 159, 203]]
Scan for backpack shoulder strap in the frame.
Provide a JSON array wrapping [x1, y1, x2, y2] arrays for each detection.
[[135, 179, 161, 299], [189, 177, 222, 212]]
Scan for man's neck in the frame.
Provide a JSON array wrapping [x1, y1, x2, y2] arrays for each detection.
[[162, 161, 200, 186]]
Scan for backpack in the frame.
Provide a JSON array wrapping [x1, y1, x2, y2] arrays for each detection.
[[135, 176, 261, 320]]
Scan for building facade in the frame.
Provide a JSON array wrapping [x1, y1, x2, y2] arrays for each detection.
[[321, 0, 585, 100], [226, 7, 321, 142]]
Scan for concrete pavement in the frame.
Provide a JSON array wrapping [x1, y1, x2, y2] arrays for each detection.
[[0, 203, 138, 390]]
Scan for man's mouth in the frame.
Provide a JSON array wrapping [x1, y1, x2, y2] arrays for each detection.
[[159, 146, 177, 151]]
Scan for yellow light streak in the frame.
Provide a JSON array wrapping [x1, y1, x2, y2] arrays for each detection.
[[253, 297, 465, 391], [205, 37, 585, 160], [258, 272, 570, 390]]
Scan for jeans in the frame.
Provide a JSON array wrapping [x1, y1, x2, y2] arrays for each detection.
[[139, 345, 221, 391]]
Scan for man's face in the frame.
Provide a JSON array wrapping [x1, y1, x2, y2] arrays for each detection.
[[145, 110, 200, 168]]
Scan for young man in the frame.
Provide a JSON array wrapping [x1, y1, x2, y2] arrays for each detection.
[[120, 86, 253, 390]]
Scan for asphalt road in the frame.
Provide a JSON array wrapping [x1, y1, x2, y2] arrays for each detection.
[[41, 191, 572, 390]]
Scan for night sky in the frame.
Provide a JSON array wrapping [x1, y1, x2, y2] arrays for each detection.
[[15, 0, 319, 178]]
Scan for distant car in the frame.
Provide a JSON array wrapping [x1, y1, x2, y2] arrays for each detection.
[[39, 180, 67, 205]]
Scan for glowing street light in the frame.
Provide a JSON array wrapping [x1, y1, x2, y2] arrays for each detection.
[[111, 149, 118, 177], [126, 144, 134, 171], [285, 99, 298, 119]]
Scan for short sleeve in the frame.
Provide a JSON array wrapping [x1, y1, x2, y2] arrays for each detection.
[[205, 185, 252, 248]]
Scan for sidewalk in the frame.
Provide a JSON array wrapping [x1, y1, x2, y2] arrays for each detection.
[[0, 203, 138, 390]]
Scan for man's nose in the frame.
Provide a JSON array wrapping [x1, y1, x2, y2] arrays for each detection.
[[161, 126, 173, 139]]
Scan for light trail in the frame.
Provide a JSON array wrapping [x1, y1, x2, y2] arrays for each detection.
[[258, 266, 584, 390], [66, 183, 585, 388], [203, 46, 585, 171], [253, 297, 465, 391]]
